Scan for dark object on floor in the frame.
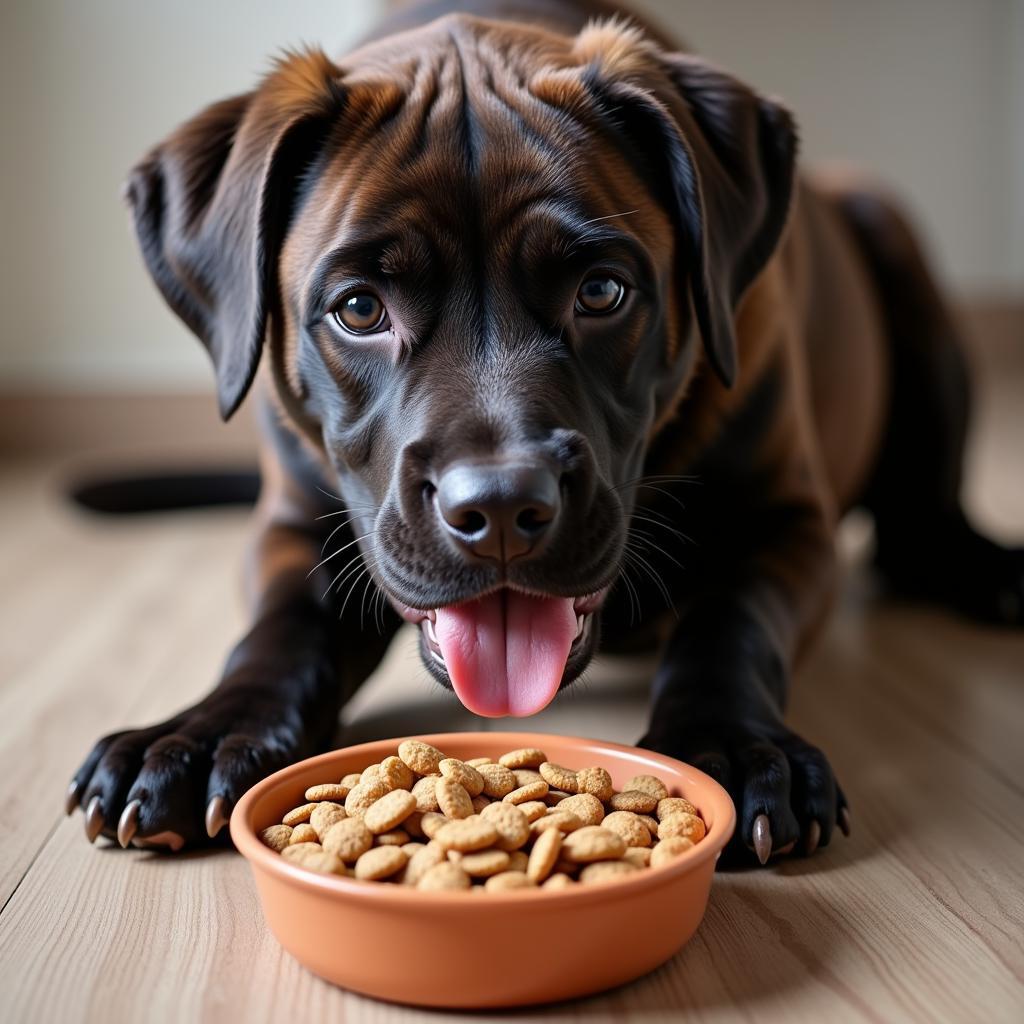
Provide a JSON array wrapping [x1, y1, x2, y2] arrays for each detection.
[[69, 470, 259, 514]]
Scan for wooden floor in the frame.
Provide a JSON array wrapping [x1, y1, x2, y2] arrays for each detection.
[[1, 341, 1022, 1022]]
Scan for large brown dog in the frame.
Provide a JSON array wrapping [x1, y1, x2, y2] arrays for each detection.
[[68, 0, 1023, 862]]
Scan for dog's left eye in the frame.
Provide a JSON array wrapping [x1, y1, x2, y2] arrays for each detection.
[[575, 275, 626, 315], [329, 292, 389, 334]]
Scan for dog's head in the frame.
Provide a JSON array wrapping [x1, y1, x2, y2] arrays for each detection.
[[125, 15, 796, 716]]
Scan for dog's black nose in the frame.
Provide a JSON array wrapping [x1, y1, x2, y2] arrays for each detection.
[[435, 461, 560, 563]]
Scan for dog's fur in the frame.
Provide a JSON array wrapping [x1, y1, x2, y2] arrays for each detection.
[[69, 0, 1023, 860]]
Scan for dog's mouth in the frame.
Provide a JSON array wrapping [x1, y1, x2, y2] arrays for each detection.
[[393, 587, 607, 717]]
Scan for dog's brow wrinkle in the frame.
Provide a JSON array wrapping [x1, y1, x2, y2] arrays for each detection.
[[401, 60, 442, 168], [448, 29, 480, 174]]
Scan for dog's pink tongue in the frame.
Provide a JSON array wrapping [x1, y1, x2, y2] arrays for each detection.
[[434, 591, 577, 717]]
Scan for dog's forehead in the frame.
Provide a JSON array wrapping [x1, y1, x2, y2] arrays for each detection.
[[287, 27, 670, 292], [318, 39, 582, 225], [339, 12, 571, 89]]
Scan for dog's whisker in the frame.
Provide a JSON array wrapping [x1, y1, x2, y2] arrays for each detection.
[[306, 530, 375, 580], [616, 551, 645, 626], [335, 556, 370, 605], [315, 511, 371, 533], [359, 556, 379, 630], [564, 212, 639, 255], [315, 503, 379, 521], [623, 542, 678, 616], [616, 560, 641, 627], [629, 512, 693, 547], [373, 579, 388, 634], [612, 473, 702, 491], [326, 548, 373, 601], [339, 563, 374, 624], [322, 553, 364, 602], [580, 208, 639, 228], [315, 485, 350, 505], [320, 512, 377, 556], [628, 528, 685, 570], [629, 483, 690, 516], [627, 502, 676, 525]]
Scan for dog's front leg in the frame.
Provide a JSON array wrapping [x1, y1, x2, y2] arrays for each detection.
[[640, 360, 848, 864], [66, 439, 399, 849]]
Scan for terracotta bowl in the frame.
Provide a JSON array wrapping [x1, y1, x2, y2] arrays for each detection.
[[230, 732, 735, 1009]]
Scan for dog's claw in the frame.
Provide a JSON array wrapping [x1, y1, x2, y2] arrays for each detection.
[[838, 806, 851, 837], [117, 800, 141, 848], [205, 795, 229, 839], [752, 814, 772, 865], [806, 819, 821, 856], [65, 779, 82, 816], [85, 795, 105, 843]]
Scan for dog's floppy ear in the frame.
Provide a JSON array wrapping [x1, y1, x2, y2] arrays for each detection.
[[661, 55, 798, 386], [577, 41, 797, 387], [124, 50, 345, 419]]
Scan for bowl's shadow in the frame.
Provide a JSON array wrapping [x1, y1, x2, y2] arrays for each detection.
[[352, 871, 838, 1020]]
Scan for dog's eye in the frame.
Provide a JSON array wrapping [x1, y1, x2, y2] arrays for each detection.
[[330, 292, 388, 334], [575, 275, 626, 315]]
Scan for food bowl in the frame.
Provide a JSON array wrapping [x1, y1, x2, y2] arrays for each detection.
[[230, 732, 735, 1008]]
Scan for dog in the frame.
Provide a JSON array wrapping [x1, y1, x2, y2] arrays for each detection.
[[67, 0, 1023, 862]]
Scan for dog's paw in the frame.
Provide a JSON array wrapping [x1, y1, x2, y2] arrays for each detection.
[[65, 678, 321, 850], [638, 724, 848, 866]]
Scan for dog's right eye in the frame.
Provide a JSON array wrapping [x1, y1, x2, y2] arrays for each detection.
[[575, 274, 626, 315], [329, 292, 389, 334]]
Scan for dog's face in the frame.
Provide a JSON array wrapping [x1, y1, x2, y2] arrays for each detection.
[[126, 15, 796, 716]]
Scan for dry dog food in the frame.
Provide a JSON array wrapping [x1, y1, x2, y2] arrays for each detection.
[[259, 744, 707, 892]]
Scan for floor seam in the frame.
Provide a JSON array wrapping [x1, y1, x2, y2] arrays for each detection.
[[0, 814, 61, 920]]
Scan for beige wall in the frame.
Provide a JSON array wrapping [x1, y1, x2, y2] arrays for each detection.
[[0, 0, 385, 392], [635, 0, 1024, 295], [2, 0, 1021, 394]]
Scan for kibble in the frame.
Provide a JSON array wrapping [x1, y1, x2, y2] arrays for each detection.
[[608, 789, 659, 814], [305, 783, 350, 802], [576, 766, 614, 801], [623, 774, 670, 801], [309, 802, 347, 840], [380, 755, 415, 791], [477, 763, 517, 798], [282, 802, 318, 827], [498, 747, 547, 769], [418, 861, 471, 891], [502, 780, 549, 804], [435, 777, 474, 819], [658, 811, 707, 844], [439, 758, 485, 797], [354, 845, 407, 880], [259, 741, 707, 894], [601, 810, 652, 848], [539, 762, 579, 793], [363, 789, 416, 834], [259, 824, 293, 852], [344, 780, 390, 818], [289, 823, 318, 845], [410, 775, 440, 812], [526, 827, 562, 883], [321, 818, 373, 862], [398, 739, 445, 775]]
